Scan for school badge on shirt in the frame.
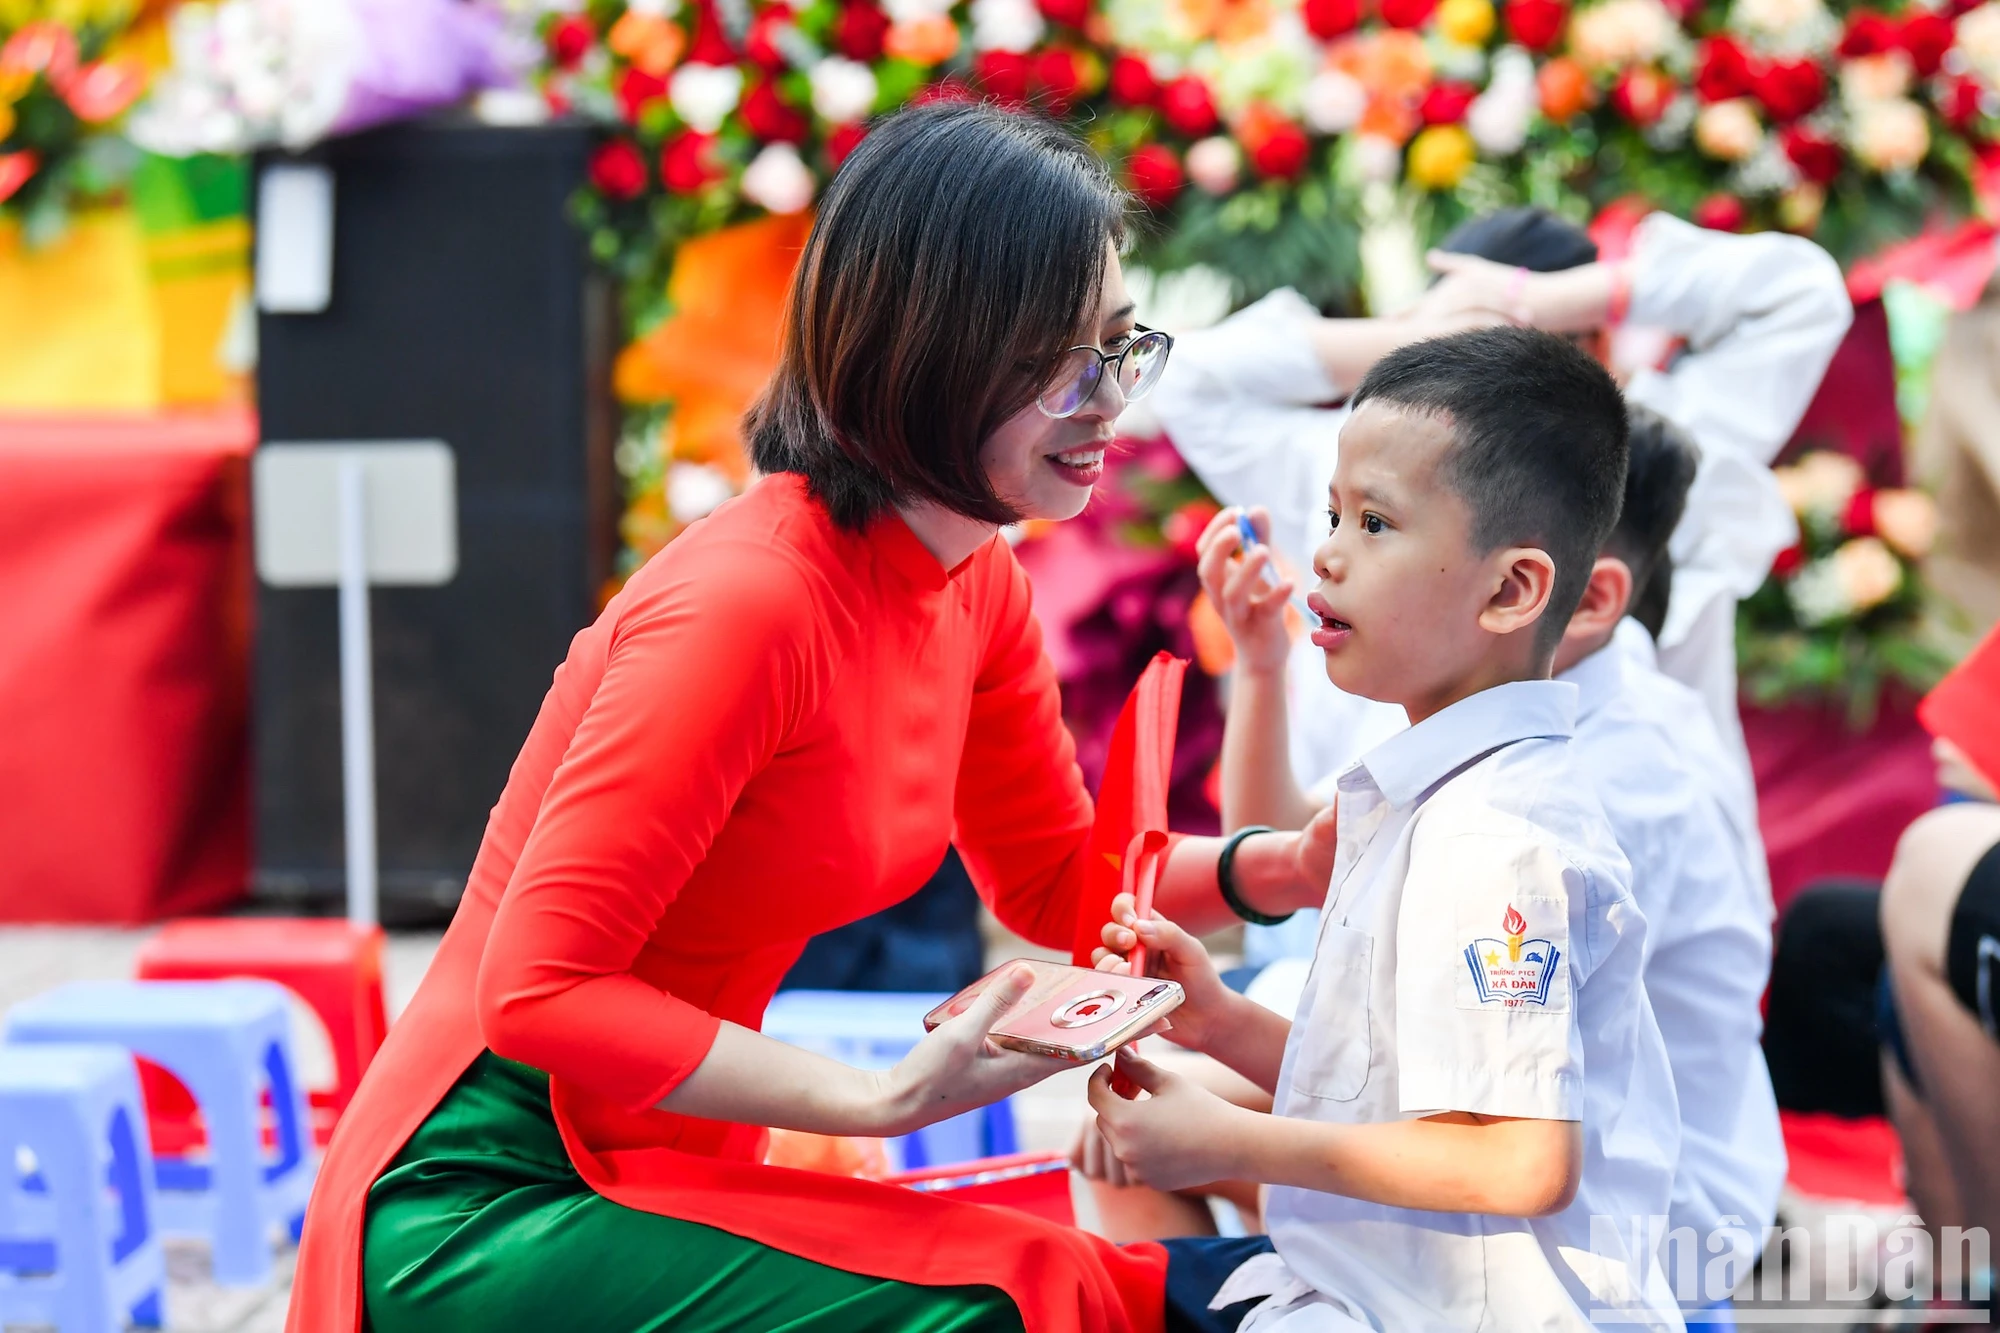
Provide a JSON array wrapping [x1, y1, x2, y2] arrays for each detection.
[[1463, 903, 1564, 1008]]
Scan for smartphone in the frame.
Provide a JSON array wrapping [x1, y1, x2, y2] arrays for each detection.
[[922, 959, 1183, 1062]]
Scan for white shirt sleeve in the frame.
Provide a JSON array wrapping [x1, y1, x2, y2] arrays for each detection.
[[1393, 817, 1588, 1121], [1147, 288, 1348, 582], [1621, 212, 1852, 651]]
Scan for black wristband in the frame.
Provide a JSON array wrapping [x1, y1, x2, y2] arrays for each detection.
[[1218, 825, 1294, 926]]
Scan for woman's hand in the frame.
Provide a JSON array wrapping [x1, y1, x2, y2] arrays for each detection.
[[1085, 1049, 1250, 1192], [1195, 507, 1294, 680], [1412, 250, 1526, 325], [1092, 895, 1241, 1056], [875, 963, 1071, 1137]]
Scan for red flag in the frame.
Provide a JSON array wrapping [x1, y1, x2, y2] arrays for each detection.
[[1918, 622, 2000, 792], [1073, 652, 1186, 965]]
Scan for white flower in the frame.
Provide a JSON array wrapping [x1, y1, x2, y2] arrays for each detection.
[[971, 0, 1045, 51], [1787, 554, 1854, 625], [670, 62, 744, 133], [1729, 0, 1837, 49], [1695, 98, 1764, 160], [1776, 451, 1865, 514], [1957, 2, 2000, 85], [1466, 46, 1535, 153], [627, 0, 680, 14], [741, 142, 817, 213], [1353, 134, 1404, 184], [1842, 51, 1913, 104], [1569, 0, 1679, 71], [809, 57, 879, 122], [667, 462, 737, 522], [1186, 136, 1241, 194], [1302, 69, 1366, 133], [883, 0, 954, 21], [1850, 96, 1930, 171]]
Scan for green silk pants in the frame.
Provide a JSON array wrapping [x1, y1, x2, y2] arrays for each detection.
[[362, 1052, 1027, 1333]]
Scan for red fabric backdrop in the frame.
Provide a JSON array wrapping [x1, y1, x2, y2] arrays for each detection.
[[0, 411, 255, 923]]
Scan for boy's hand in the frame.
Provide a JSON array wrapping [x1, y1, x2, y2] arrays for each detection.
[[1093, 895, 1236, 1055], [1085, 1050, 1248, 1192], [1195, 507, 1293, 679]]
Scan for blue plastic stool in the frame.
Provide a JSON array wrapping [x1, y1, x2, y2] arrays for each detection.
[[0, 1044, 165, 1332], [5, 981, 316, 1287], [762, 991, 1017, 1169]]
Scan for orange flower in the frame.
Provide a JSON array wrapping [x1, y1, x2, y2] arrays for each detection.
[[609, 12, 686, 77], [1538, 56, 1595, 120], [884, 15, 961, 65], [1358, 95, 1421, 143], [1328, 30, 1432, 101]]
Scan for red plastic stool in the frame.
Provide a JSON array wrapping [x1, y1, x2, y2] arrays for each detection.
[[135, 919, 388, 1149]]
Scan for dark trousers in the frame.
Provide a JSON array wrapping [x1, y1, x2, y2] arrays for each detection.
[[1162, 1236, 1277, 1333]]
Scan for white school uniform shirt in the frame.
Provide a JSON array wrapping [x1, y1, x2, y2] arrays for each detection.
[[1224, 681, 1683, 1333], [1146, 210, 1852, 780]]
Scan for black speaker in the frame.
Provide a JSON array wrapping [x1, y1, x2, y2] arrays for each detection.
[[253, 117, 618, 923]]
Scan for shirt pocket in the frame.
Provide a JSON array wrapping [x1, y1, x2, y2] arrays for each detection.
[[1287, 922, 1373, 1104]]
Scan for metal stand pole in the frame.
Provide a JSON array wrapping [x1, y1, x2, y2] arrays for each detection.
[[336, 459, 378, 929]]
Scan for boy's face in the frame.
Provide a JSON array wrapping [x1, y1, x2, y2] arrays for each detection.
[[1308, 401, 1545, 720]]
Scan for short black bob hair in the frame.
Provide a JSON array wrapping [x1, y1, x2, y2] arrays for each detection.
[[1349, 325, 1630, 658], [748, 103, 1129, 530], [1437, 206, 1599, 273]]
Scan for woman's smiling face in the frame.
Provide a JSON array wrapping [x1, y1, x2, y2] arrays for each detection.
[[976, 242, 1137, 523]]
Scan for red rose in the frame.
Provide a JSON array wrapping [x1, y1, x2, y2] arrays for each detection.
[[1752, 58, 1825, 123], [1160, 75, 1218, 135], [1039, 0, 1092, 27], [1843, 488, 1879, 537], [687, 2, 738, 64], [745, 10, 792, 70], [1109, 53, 1158, 105], [1692, 193, 1747, 231], [1304, 0, 1363, 37], [1694, 37, 1755, 103], [1504, 0, 1568, 51], [827, 122, 869, 166], [1421, 82, 1478, 124], [546, 15, 594, 69], [1611, 68, 1675, 126], [1781, 125, 1843, 182], [1163, 497, 1221, 560], [1035, 49, 1087, 111], [1248, 120, 1310, 178], [976, 50, 1033, 103], [741, 79, 809, 142], [1839, 10, 1899, 56], [834, 2, 890, 60], [615, 67, 668, 123], [661, 131, 725, 193], [1941, 75, 1984, 130], [588, 138, 648, 200], [1127, 143, 1186, 208], [1901, 11, 1954, 78], [1771, 543, 1805, 578], [1380, 0, 1438, 28]]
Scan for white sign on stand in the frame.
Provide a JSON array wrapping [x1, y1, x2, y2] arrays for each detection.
[[253, 441, 457, 928]]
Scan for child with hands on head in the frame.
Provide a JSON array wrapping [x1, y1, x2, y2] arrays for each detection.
[[1080, 325, 1684, 1333]]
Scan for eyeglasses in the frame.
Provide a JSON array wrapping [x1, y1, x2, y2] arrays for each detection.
[[1036, 326, 1175, 419]]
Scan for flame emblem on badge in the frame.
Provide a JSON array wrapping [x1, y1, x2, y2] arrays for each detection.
[[1502, 904, 1527, 961]]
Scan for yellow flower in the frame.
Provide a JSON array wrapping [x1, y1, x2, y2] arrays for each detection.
[[1776, 450, 1864, 516], [1831, 536, 1903, 613], [1777, 182, 1824, 233], [1407, 124, 1475, 188], [1438, 0, 1496, 45], [1693, 98, 1763, 162], [0, 100, 12, 142]]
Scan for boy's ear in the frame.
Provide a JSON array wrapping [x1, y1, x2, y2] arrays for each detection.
[[1564, 556, 1634, 648], [1477, 545, 1557, 640]]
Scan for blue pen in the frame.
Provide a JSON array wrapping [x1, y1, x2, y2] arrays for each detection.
[[1233, 508, 1320, 625]]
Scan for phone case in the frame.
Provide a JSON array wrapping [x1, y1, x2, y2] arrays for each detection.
[[922, 959, 1184, 1062]]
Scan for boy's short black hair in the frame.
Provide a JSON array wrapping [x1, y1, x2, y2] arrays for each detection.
[[1349, 325, 1629, 657], [1437, 207, 1598, 273], [1609, 407, 1699, 640]]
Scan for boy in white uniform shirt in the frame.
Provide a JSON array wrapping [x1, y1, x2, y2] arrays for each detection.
[[1186, 415, 1780, 1313], [1085, 327, 1682, 1333]]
